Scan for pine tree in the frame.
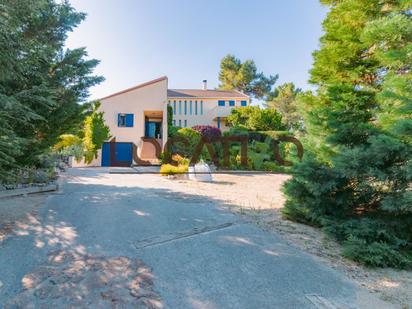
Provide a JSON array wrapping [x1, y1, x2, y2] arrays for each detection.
[[0, 0, 103, 181], [266, 83, 303, 131], [283, 0, 412, 268], [218, 54, 278, 100]]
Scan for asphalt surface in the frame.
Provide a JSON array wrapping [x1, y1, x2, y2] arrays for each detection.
[[0, 168, 393, 308]]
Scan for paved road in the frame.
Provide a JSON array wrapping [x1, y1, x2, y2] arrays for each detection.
[[0, 168, 392, 308]]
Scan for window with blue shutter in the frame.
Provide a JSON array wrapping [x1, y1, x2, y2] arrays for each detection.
[[218, 100, 225, 106], [229, 100, 235, 106], [179, 101, 182, 115], [173, 101, 176, 115], [195, 101, 198, 115], [184, 101, 187, 115], [118, 113, 134, 127], [200, 100, 203, 114], [190, 101, 192, 115], [241, 100, 247, 107], [217, 117, 221, 128]]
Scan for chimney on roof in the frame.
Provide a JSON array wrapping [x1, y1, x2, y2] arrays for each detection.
[[202, 80, 207, 90]]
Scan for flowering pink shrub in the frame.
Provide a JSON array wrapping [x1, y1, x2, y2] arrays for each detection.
[[192, 125, 222, 142]]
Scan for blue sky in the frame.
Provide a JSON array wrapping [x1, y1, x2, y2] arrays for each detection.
[[66, 0, 328, 101]]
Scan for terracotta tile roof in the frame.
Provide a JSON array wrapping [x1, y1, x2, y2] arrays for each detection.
[[100, 76, 168, 100], [167, 89, 249, 99]]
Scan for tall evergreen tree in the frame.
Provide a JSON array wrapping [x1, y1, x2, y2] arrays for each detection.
[[218, 54, 278, 100], [283, 0, 412, 268], [0, 0, 103, 181], [266, 83, 303, 131]]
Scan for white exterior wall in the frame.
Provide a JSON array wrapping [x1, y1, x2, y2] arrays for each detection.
[[96, 78, 168, 166], [168, 97, 250, 131]]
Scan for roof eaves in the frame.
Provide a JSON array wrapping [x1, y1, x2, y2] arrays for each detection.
[[100, 76, 168, 101]]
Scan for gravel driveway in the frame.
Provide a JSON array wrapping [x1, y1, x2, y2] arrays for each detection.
[[0, 168, 394, 308]]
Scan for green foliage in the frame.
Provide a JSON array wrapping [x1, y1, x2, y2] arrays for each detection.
[[83, 102, 110, 164], [266, 83, 303, 131], [226, 106, 285, 131], [53, 134, 82, 151], [283, 0, 412, 268], [160, 164, 188, 175], [167, 105, 173, 127], [160, 154, 189, 175], [218, 54, 278, 100], [0, 0, 103, 182], [173, 128, 201, 157], [167, 105, 178, 137]]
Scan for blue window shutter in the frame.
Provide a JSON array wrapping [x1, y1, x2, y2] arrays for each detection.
[[229, 100, 235, 106], [241, 100, 247, 107], [218, 100, 225, 106], [125, 114, 134, 127], [217, 117, 220, 128], [118, 114, 121, 127]]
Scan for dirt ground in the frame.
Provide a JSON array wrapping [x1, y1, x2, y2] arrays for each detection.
[[0, 194, 49, 243], [174, 173, 412, 309]]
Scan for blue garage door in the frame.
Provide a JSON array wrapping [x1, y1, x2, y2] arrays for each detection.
[[101, 142, 133, 167], [115, 143, 132, 164], [102, 142, 111, 166]]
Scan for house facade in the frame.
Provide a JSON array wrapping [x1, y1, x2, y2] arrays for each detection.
[[91, 76, 250, 167], [168, 80, 249, 131]]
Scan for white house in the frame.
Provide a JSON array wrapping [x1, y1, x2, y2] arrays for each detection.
[[91, 76, 250, 167]]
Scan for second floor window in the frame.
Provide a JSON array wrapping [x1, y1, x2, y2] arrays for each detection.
[[190, 101, 192, 115], [241, 100, 247, 107], [179, 101, 182, 115], [229, 100, 235, 107], [195, 100, 198, 115], [200, 100, 203, 115], [173, 101, 176, 115], [184, 101, 187, 115], [218, 100, 225, 106]]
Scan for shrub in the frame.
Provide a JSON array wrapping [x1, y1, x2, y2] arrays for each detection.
[[226, 106, 285, 131], [192, 125, 222, 142], [160, 163, 188, 175], [174, 128, 201, 157], [171, 154, 190, 166], [168, 126, 179, 138], [53, 134, 83, 151], [261, 161, 287, 173], [83, 102, 111, 164], [342, 236, 411, 268], [31, 169, 52, 184]]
